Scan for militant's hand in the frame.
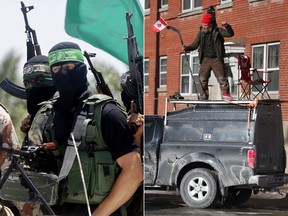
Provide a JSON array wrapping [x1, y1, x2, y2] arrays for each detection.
[[128, 101, 144, 147], [20, 114, 31, 133]]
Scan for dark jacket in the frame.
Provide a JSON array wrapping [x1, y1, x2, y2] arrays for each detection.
[[184, 24, 234, 64]]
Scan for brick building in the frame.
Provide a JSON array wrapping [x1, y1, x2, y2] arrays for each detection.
[[144, 0, 288, 125]]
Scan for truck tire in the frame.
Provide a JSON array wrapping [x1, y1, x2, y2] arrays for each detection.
[[224, 188, 252, 207], [180, 168, 219, 208]]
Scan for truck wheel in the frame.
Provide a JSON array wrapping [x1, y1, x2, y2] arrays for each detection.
[[180, 168, 219, 208], [224, 188, 252, 207]]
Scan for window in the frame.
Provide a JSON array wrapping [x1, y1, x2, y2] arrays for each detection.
[[182, 0, 202, 12], [180, 53, 199, 95], [161, 0, 168, 7], [160, 0, 168, 12], [252, 42, 279, 92], [164, 120, 250, 143], [160, 57, 167, 87], [144, 59, 149, 88], [144, 119, 155, 143], [145, 0, 150, 10]]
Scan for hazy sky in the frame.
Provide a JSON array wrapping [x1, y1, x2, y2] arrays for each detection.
[[0, 0, 144, 79]]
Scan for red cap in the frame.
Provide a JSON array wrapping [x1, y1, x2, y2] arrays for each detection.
[[202, 13, 212, 25]]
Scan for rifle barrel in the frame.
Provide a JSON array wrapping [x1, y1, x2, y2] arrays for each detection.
[[83, 51, 114, 98], [20, 1, 41, 59]]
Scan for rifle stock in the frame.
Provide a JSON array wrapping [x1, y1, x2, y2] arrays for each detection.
[[83, 51, 113, 98], [21, 1, 41, 60]]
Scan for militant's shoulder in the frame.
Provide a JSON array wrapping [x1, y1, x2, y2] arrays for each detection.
[[36, 93, 59, 116], [0, 104, 11, 131], [84, 93, 114, 105], [38, 92, 59, 107], [0, 103, 9, 114], [85, 93, 123, 110], [84, 93, 126, 117]]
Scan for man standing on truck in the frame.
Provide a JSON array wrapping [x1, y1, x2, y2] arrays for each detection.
[[183, 12, 234, 100]]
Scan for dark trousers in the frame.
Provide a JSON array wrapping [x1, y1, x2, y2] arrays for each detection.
[[199, 57, 230, 99]]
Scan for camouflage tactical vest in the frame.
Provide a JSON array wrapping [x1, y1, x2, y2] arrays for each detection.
[[63, 94, 122, 204], [33, 94, 123, 205]]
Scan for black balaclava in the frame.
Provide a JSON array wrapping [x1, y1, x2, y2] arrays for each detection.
[[48, 42, 89, 146], [48, 41, 88, 111], [23, 55, 56, 115]]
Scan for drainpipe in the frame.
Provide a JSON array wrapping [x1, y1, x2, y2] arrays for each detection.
[[154, 0, 160, 114]]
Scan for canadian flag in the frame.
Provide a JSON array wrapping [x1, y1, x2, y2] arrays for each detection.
[[151, 17, 168, 32]]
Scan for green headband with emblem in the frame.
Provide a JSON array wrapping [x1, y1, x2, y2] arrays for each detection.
[[23, 64, 54, 89], [48, 49, 84, 66], [23, 64, 50, 75]]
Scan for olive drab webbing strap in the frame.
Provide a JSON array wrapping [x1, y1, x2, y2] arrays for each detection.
[[84, 94, 117, 150]]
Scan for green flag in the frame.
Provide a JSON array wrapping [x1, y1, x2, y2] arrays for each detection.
[[64, 0, 143, 65]]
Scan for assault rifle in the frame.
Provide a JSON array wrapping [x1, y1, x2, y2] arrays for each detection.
[[83, 51, 114, 98], [0, 142, 56, 215], [21, 1, 41, 60], [0, 2, 36, 99], [121, 12, 143, 115]]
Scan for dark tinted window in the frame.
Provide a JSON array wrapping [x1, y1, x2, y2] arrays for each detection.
[[145, 120, 155, 143], [164, 120, 252, 142]]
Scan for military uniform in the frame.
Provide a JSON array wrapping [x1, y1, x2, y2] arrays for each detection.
[[0, 104, 20, 216], [0, 104, 20, 171], [0, 104, 20, 150], [14, 55, 56, 216]]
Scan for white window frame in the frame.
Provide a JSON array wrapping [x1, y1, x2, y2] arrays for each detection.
[[144, 59, 149, 88], [182, 0, 202, 13], [145, 0, 150, 10], [161, 0, 168, 7], [252, 42, 280, 93], [160, 56, 167, 87], [180, 52, 199, 95], [144, 0, 151, 15]]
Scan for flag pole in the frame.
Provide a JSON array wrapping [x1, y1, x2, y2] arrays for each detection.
[[167, 26, 200, 100]]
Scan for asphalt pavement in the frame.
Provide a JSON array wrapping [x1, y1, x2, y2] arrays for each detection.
[[145, 185, 288, 216]]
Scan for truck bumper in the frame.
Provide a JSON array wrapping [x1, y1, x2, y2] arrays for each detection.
[[248, 173, 288, 187]]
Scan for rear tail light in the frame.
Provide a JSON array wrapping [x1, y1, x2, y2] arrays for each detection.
[[247, 149, 256, 169]]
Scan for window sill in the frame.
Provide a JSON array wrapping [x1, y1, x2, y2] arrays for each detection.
[[159, 6, 168, 12], [145, 9, 150, 16], [157, 86, 167, 92], [216, 2, 233, 10], [248, 0, 265, 3], [178, 9, 202, 18]]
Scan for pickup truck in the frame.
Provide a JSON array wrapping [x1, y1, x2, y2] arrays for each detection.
[[145, 98, 288, 208]]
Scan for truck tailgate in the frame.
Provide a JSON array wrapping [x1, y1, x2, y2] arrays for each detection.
[[254, 103, 285, 174]]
